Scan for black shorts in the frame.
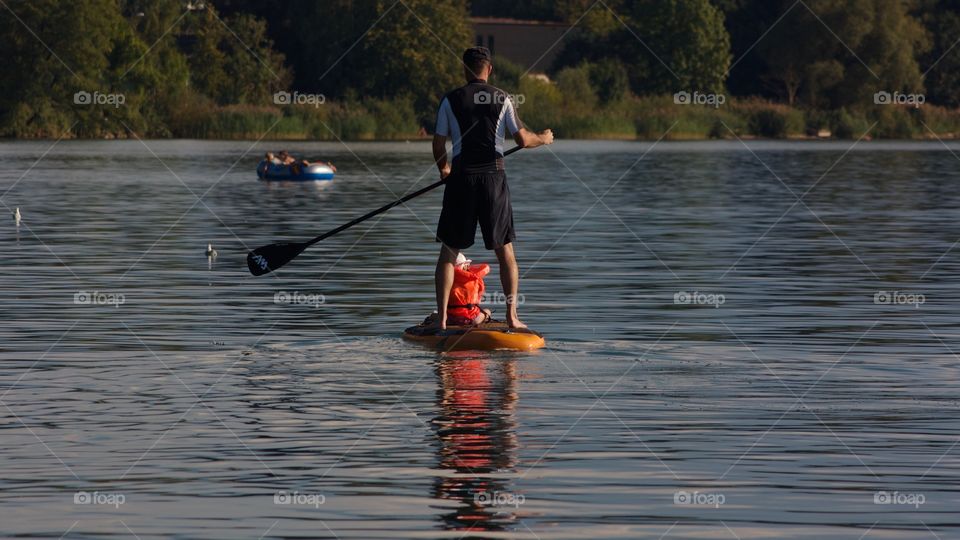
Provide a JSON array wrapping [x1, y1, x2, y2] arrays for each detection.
[[436, 169, 515, 250]]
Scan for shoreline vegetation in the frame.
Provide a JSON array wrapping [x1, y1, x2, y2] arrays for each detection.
[[16, 95, 960, 142], [5, 1, 960, 142]]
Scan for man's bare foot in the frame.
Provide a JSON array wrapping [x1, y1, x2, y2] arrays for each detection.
[[506, 315, 527, 329]]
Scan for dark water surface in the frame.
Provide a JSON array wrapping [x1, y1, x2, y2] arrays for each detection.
[[1, 139, 958, 539]]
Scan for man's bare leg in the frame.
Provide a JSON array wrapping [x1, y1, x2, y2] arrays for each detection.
[[433, 244, 459, 330], [494, 242, 526, 329]]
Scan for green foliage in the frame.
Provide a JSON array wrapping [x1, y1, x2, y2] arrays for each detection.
[[871, 106, 919, 139], [588, 59, 629, 104], [180, 10, 290, 105], [555, 0, 731, 95], [210, 105, 284, 138], [556, 65, 598, 112], [164, 95, 422, 140], [747, 109, 786, 138], [627, 95, 740, 139], [555, 107, 635, 139], [0, 0, 288, 137], [831, 109, 866, 139], [516, 76, 562, 130], [3, 0, 960, 140], [915, 0, 960, 106], [491, 58, 524, 94], [728, 0, 927, 108], [361, 0, 470, 122], [915, 103, 960, 137], [554, 61, 631, 109], [213, 0, 470, 123], [335, 108, 378, 140], [552, 66, 634, 137], [365, 96, 419, 139], [0, 0, 130, 136]]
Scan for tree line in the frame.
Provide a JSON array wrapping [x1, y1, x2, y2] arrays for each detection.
[[0, 0, 957, 138]]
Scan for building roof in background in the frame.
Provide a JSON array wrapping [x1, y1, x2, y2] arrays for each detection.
[[469, 17, 569, 28], [470, 17, 572, 72]]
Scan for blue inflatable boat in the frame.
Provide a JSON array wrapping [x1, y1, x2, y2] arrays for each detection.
[[257, 161, 335, 181]]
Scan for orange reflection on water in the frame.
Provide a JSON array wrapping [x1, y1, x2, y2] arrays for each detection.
[[432, 353, 522, 533]]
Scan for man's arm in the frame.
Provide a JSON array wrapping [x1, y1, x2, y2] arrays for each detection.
[[433, 134, 451, 179], [504, 96, 553, 149], [433, 96, 453, 179], [513, 127, 554, 149]]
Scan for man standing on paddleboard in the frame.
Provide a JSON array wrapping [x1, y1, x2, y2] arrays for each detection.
[[431, 47, 554, 329]]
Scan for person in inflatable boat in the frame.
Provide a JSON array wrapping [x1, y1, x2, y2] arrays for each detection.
[[260, 152, 282, 176], [276, 150, 337, 173], [264, 152, 283, 165], [425, 253, 493, 327]]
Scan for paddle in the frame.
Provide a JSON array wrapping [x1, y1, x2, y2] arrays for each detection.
[[247, 145, 523, 276]]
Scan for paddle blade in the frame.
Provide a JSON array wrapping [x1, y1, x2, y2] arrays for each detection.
[[247, 242, 308, 276]]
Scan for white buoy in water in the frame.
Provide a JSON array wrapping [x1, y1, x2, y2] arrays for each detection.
[[14, 207, 21, 226], [206, 243, 217, 258]]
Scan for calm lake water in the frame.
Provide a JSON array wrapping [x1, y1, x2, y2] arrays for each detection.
[[1, 139, 958, 539]]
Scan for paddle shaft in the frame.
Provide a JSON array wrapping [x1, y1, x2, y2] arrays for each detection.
[[303, 145, 521, 248]]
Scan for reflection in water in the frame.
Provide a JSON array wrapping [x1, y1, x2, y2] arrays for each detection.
[[432, 354, 521, 534], [5, 140, 960, 537], [261, 178, 336, 194]]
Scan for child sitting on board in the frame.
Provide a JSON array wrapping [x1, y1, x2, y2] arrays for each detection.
[[425, 253, 492, 327]]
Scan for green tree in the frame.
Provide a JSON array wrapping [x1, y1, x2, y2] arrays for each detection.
[[711, 0, 782, 98], [588, 59, 629, 104], [730, 0, 926, 108], [362, 0, 470, 121], [212, 0, 470, 123], [915, 0, 960, 106], [556, 64, 598, 113], [490, 57, 524, 93], [0, 0, 290, 137], [212, 0, 378, 94], [121, 0, 192, 133], [554, 0, 731, 95], [181, 8, 290, 105], [0, 0, 169, 137]]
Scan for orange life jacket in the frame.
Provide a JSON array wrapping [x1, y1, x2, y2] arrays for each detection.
[[447, 263, 490, 325]]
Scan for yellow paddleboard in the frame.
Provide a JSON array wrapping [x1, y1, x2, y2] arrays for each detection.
[[402, 321, 545, 352]]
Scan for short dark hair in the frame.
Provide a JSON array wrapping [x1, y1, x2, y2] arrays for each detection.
[[463, 46, 492, 75]]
